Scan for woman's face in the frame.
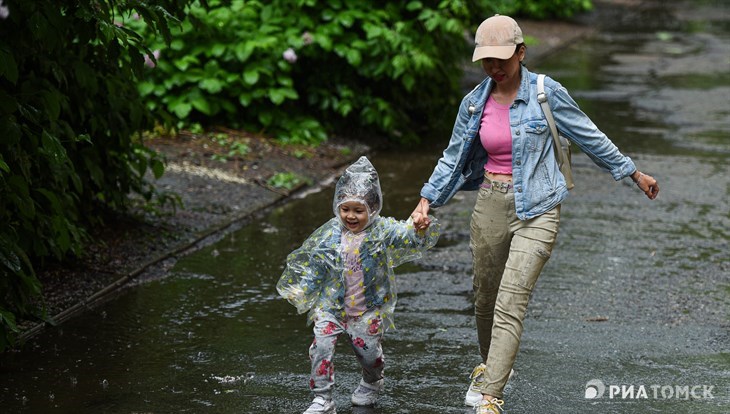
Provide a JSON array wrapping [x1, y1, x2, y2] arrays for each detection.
[[339, 201, 369, 233], [481, 46, 525, 85]]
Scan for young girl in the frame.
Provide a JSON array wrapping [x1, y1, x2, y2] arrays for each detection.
[[277, 156, 440, 414]]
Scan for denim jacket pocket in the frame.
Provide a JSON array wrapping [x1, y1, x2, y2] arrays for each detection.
[[524, 122, 550, 153]]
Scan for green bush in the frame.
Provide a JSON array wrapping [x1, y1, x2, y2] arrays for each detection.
[[467, 0, 593, 25], [0, 0, 197, 351], [127, 0, 592, 144], [125, 0, 473, 145]]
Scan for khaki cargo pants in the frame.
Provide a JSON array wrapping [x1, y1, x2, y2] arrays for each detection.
[[469, 179, 560, 398]]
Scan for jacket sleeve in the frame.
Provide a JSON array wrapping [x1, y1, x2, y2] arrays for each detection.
[[377, 216, 441, 268], [276, 220, 339, 314], [420, 83, 487, 207], [544, 77, 636, 180]]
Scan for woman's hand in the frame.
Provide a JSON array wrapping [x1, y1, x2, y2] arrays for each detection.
[[632, 170, 659, 200], [411, 197, 432, 230]]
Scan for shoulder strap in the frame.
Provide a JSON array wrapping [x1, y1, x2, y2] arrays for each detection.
[[537, 74, 566, 168]]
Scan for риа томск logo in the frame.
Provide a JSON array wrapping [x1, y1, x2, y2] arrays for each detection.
[[585, 379, 715, 400]]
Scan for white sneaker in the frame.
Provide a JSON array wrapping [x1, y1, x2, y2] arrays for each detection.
[[351, 378, 384, 406], [475, 398, 505, 414], [303, 396, 336, 414], [464, 364, 514, 407]]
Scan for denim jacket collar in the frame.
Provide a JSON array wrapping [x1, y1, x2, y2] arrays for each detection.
[[515, 65, 533, 105]]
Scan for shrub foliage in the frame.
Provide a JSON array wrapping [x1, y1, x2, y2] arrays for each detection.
[[0, 0, 198, 350], [130, 0, 592, 144], [128, 0, 473, 144]]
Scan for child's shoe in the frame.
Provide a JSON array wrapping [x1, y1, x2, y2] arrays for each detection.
[[464, 363, 514, 407], [474, 398, 504, 414], [351, 378, 384, 406], [303, 396, 336, 414]]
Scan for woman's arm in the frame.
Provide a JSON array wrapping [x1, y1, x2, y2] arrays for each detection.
[[544, 77, 659, 199]]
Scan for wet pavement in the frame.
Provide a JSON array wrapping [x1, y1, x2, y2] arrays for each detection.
[[1, 0, 729, 412]]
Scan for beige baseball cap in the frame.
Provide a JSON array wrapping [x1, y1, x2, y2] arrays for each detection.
[[472, 15, 524, 62]]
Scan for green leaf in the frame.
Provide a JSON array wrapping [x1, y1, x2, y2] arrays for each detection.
[[170, 39, 185, 51], [269, 89, 286, 105], [0, 246, 21, 273], [8, 175, 35, 218], [151, 159, 165, 179], [36, 188, 63, 215], [41, 130, 67, 163], [243, 69, 260, 85], [345, 49, 362, 65], [172, 101, 192, 118], [239, 92, 252, 107], [235, 42, 255, 61], [402, 74, 415, 91], [73, 61, 97, 93], [406, 1, 423, 11], [259, 110, 273, 126], [0, 48, 18, 84], [316, 34, 333, 51], [138, 81, 155, 96], [190, 95, 212, 115], [174, 55, 200, 71], [199, 78, 223, 93], [363, 23, 383, 39], [338, 14, 354, 28], [0, 116, 21, 146], [41, 90, 61, 121], [0, 309, 19, 333], [210, 43, 226, 57], [52, 216, 71, 253]]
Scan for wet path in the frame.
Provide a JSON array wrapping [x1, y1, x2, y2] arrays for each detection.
[[2, 0, 729, 412]]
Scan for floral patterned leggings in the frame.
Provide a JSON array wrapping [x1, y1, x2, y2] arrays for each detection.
[[308, 309, 384, 397]]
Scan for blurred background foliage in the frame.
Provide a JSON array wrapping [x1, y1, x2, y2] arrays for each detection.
[[0, 0, 592, 350], [129, 0, 593, 145]]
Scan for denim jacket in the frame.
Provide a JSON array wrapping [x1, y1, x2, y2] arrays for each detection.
[[420, 66, 636, 220]]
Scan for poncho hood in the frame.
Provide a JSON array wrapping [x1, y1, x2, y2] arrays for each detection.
[[332, 156, 383, 230]]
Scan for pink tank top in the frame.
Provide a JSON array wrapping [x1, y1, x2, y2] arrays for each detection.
[[341, 232, 367, 316], [479, 95, 513, 174]]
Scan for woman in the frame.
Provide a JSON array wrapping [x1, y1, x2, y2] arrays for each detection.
[[410, 14, 659, 414]]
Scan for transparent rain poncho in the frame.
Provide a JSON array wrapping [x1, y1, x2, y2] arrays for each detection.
[[276, 156, 440, 330]]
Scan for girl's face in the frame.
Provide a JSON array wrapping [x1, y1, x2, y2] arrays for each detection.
[[339, 201, 369, 233], [481, 45, 525, 85]]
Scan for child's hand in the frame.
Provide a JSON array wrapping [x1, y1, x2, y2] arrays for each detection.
[[410, 197, 431, 231]]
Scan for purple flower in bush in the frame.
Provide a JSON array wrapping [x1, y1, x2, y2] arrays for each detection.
[[302, 32, 313, 46], [282, 48, 297, 63], [144, 50, 161, 68], [0, 0, 9, 19]]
